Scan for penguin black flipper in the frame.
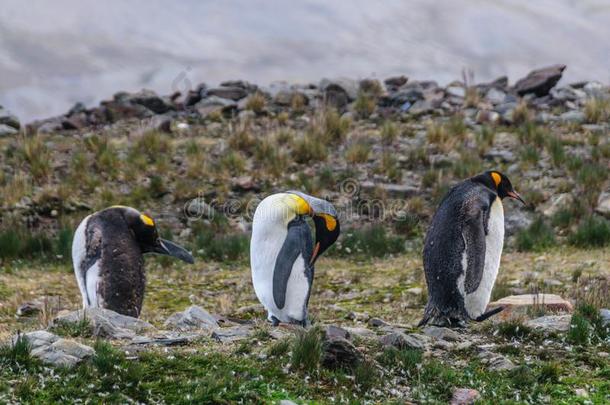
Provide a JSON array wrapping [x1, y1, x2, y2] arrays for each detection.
[[272, 217, 314, 310], [462, 192, 492, 295]]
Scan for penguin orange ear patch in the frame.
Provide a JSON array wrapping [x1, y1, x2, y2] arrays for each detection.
[[140, 214, 155, 227], [491, 172, 501, 187]]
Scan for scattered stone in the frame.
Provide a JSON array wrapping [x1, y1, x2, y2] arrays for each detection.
[[206, 86, 248, 101], [346, 311, 370, 322], [52, 308, 154, 339], [542, 193, 573, 217], [127, 89, 174, 114], [0, 107, 20, 129], [445, 85, 466, 98], [600, 309, 610, 326], [423, 326, 462, 342], [478, 350, 515, 371], [513, 65, 566, 97], [15, 331, 94, 367], [451, 388, 481, 405], [379, 332, 428, 350], [368, 318, 389, 328], [164, 305, 219, 331], [384, 75, 408, 90], [322, 336, 363, 369], [325, 325, 350, 340], [595, 192, 610, 218], [475, 110, 500, 124], [0, 124, 18, 136], [343, 327, 377, 339], [359, 181, 418, 198], [487, 294, 573, 320], [212, 325, 253, 343], [279, 401, 298, 405], [485, 87, 507, 104], [559, 110, 585, 123], [525, 315, 571, 333], [16, 295, 64, 317]]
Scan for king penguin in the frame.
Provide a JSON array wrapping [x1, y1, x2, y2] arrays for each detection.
[[250, 191, 340, 326], [420, 171, 525, 327], [72, 206, 194, 318]]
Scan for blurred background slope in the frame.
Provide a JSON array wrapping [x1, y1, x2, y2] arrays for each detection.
[[1, 0, 609, 122]]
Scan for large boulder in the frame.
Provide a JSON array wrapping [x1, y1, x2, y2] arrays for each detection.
[[14, 331, 94, 367], [0, 124, 19, 137], [487, 294, 573, 320], [52, 308, 154, 339], [378, 331, 428, 350], [0, 106, 20, 130], [525, 315, 571, 333], [124, 89, 174, 114], [513, 65, 566, 97], [164, 305, 219, 331], [595, 191, 610, 218]]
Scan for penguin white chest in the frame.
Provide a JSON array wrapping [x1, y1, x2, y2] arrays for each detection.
[[464, 197, 504, 318]]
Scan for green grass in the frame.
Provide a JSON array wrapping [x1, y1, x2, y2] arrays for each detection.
[[0, 226, 73, 262], [291, 327, 323, 373], [516, 218, 556, 252], [569, 216, 610, 248], [334, 225, 406, 258]]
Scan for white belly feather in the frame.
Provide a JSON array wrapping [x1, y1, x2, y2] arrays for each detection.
[[72, 215, 91, 308], [250, 194, 311, 323], [463, 197, 504, 318]]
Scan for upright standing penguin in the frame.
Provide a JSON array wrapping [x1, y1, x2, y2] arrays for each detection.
[[250, 191, 340, 326], [72, 206, 194, 318], [420, 171, 525, 327]]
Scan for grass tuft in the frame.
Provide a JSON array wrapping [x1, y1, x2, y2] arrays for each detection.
[[291, 327, 323, 373], [516, 218, 556, 252], [568, 216, 610, 248]]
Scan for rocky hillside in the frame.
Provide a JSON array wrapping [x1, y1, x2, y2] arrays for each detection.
[[0, 64, 609, 262]]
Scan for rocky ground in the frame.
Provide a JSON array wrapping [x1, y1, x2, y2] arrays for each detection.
[[0, 64, 609, 403]]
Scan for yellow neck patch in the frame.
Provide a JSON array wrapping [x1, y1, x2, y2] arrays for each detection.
[[140, 214, 155, 227], [286, 194, 312, 215], [491, 172, 501, 188], [319, 214, 337, 231]]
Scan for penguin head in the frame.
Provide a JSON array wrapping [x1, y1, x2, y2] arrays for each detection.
[[284, 191, 340, 264], [476, 171, 525, 204], [116, 206, 195, 264]]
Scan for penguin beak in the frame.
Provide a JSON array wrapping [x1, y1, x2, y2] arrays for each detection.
[[154, 239, 195, 264], [507, 190, 526, 205]]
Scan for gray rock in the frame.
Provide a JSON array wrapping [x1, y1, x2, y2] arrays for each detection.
[[16, 331, 94, 367], [384, 75, 408, 90], [194, 95, 237, 117], [325, 325, 350, 340], [52, 308, 154, 339], [504, 209, 534, 236], [212, 325, 253, 343], [368, 318, 390, 328], [484, 148, 516, 163], [542, 193, 573, 217], [446, 85, 466, 98], [322, 336, 363, 369], [560, 110, 585, 123], [280, 400, 298, 405], [513, 64, 566, 97], [595, 192, 610, 218], [343, 327, 377, 339], [423, 326, 462, 342], [582, 81, 606, 97], [0, 108, 20, 129], [485, 88, 507, 104], [320, 78, 359, 101], [164, 305, 219, 332], [525, 315, 571, 333], [0, 124, 18, 136], [379, 332, 428, 350], [127, 89, 174, 114], [359, 181, 418, 198], [475, 110, 500, 124], [600, 309, 610, 326], [550, 86, 586, 102], [206, 86, 248, 101], [17, 295, 64, 317], [478, 350, 515, 371]]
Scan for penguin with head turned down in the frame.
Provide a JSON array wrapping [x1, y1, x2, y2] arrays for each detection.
[[250, 191, 340, 327], [420, 171, 525, 327], [72, 206, 194, 318]]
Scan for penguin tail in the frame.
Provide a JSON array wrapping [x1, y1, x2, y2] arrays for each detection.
[[473, 306, 504, 322]]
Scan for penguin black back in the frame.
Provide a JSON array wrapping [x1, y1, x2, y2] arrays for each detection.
[[420, 171, 525, 326]]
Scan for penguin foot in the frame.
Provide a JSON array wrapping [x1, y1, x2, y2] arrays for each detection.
[[269, 316, 281, 327]]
